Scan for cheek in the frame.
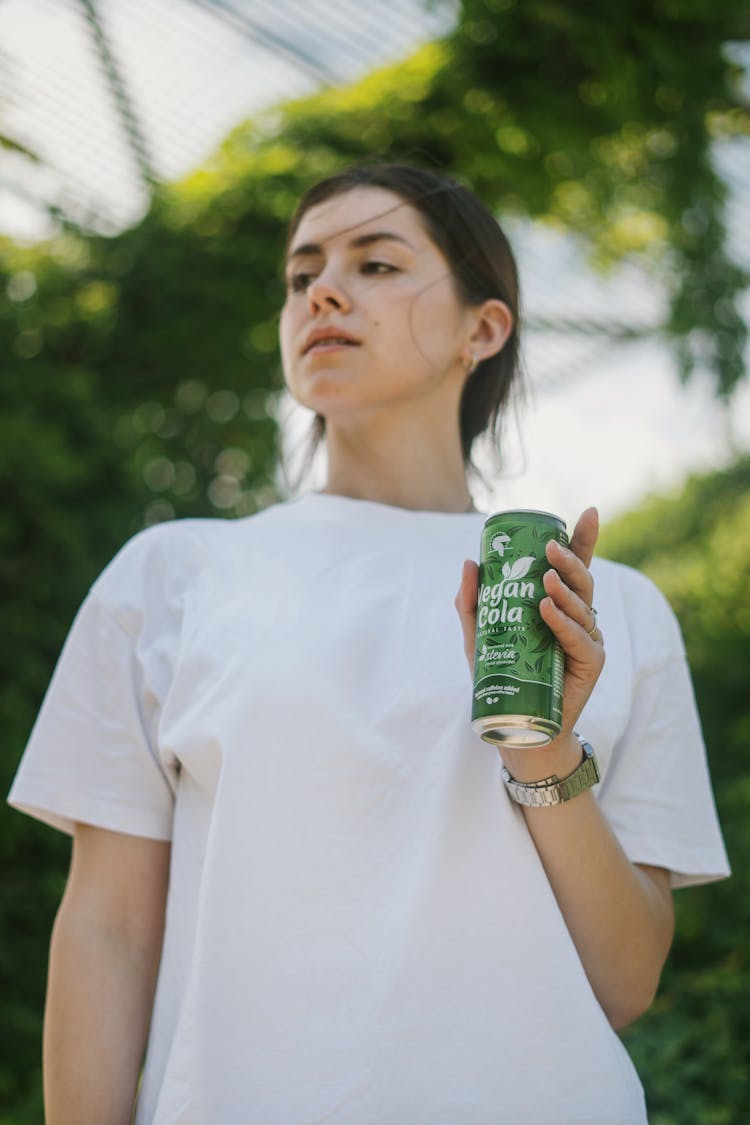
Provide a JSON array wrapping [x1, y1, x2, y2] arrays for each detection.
[[369, 289, 440, 362], [279, 303, 291, 344], [278, 306, 296, 372], [406, 285, 464, 367]]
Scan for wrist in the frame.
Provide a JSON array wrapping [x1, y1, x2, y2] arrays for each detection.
[[501, 734, 600, 808], [498, 731, 581, 785]]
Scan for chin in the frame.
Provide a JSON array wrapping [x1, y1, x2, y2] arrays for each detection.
[[292, 377, 374, 414]]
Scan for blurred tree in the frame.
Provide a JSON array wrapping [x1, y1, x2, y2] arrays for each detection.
[[455, 0, 750, 397], [1, 2, 748, 1117], [599, 459, 750, 1122]]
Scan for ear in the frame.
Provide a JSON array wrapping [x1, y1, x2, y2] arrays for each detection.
[[466, 299, 514, 365]]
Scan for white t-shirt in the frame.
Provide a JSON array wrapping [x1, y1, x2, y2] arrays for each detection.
[[8, 493, 730, 1124]]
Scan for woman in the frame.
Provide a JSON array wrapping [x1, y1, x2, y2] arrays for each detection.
[[9, 163, 729, 1123]]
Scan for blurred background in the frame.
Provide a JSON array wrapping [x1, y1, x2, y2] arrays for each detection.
[[1, 1, 748, 1120]]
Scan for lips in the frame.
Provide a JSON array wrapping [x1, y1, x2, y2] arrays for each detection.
[[302, 327, 361, 355]]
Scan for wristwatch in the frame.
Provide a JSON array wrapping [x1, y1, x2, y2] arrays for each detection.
[[501, 733, 600, 807]]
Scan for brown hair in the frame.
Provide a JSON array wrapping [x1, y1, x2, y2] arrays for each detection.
[[284, 162, 522, 480]]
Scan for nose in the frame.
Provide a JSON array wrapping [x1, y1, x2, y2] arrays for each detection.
[[307, 270, 352, 314]]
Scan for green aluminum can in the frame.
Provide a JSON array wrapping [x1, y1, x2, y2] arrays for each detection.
[[471, 509, 568, 747]]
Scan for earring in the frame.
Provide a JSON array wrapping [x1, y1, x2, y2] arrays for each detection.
[[466, 353, 479, 375]]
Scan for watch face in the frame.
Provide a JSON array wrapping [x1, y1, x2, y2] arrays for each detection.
[[502, 743, 599, 806]]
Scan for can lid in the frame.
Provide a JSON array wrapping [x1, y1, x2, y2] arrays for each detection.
[[483, 508, 565, 526]]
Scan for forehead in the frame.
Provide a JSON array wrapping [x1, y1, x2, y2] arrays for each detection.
[[289, 186, 429, 254]]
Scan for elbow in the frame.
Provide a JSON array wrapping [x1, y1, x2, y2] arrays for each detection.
[[604, 979, 660, 1031], [601, 920, 673, 1031]]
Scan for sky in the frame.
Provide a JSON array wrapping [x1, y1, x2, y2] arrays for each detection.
[[1, 0, 748, 530], [477, 337, 750, 530], [473, 213, 750, 528]]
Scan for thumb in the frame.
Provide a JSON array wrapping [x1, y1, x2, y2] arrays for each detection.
[[454, 560, 479, 672], [569, 506, 599, 568]]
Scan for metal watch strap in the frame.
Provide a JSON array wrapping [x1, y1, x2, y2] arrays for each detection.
[[501, 734, 600, 807]]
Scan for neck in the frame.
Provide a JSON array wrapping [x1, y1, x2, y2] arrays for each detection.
[[321, 415, 476, 514]]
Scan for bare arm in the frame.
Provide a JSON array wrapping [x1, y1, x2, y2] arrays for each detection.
[[500, 733, 674, 1028], [455, 508, 674, 1029], [44, 824, 171, 1125]]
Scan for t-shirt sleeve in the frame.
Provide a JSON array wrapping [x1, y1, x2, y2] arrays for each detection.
[[596, 567, 731, 889], [7, 526, 184, 840]]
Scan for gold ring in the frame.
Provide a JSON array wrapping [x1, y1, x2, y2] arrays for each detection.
[[585, 607, 598, 637]]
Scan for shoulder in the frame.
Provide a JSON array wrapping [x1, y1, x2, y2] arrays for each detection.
[[591, 556, 685, 668], [90, 501, 299, 607], [591, 555, 672, 608], [92, 516, 219, 596], [103, 501, 296, 571]]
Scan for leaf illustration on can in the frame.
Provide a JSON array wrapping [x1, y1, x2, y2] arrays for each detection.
[[506, 556, 535, 580]]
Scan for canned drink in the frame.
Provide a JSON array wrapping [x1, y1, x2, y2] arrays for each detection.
[[471, 509, 568, 747]]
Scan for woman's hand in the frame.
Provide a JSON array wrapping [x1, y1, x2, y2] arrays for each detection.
[[454, 507, 605, 737], [540, 506, 604, 735]]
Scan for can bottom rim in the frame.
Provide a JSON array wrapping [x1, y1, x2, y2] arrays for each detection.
[[472, 715, 559, 749]]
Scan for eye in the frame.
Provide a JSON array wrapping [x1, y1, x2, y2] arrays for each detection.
[[361, 261, 398, 275], [288, 271, 316, 293]]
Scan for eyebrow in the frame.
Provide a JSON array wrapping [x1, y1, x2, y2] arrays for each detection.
[[287, 230, 413, 262]]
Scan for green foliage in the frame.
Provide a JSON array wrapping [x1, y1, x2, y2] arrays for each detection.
[[452, 0, 749, 396], [599, 459, 750, 783], [600, 458, 750, 1120]]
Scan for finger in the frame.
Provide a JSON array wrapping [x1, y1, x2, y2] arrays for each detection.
[[454, 560, 479, 668], [540, 595, 606, 662], [569, 507, 599, 568], [545, 538, 594, 606], [542, 567, 600, 638], [454, 559, 479, 615]]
